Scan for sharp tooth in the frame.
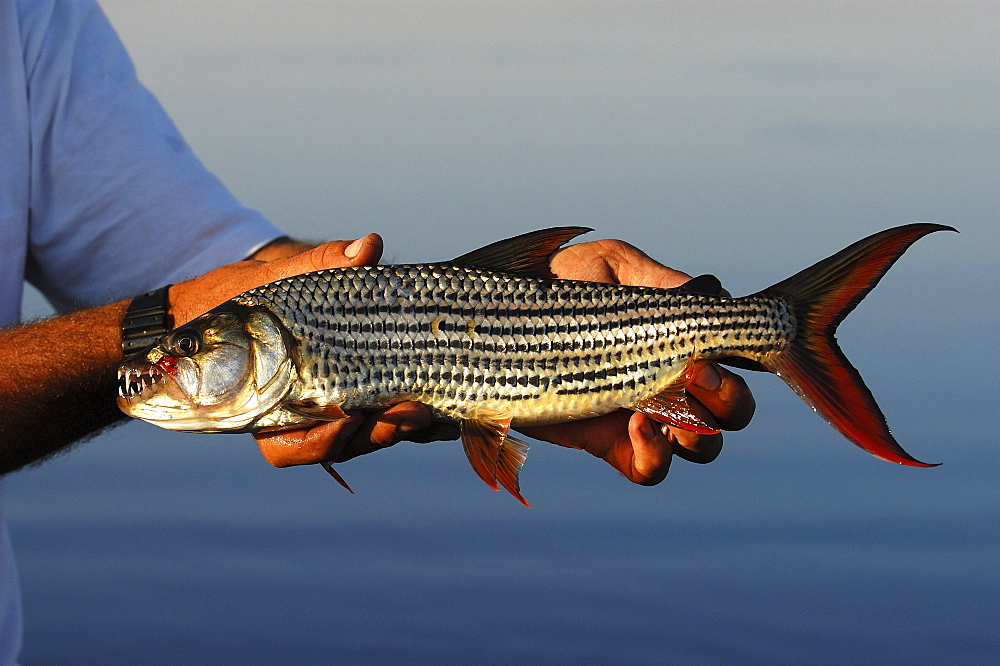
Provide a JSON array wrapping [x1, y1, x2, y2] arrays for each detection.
[[119, 365, 162, 397]]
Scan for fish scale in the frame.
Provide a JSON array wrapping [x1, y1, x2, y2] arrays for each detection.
[[235, 264, 793, 426]]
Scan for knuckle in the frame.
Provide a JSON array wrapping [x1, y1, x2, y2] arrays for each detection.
[[638, 465, 670, 486], [710, 370, 756, 431], [674, 433, 724, 464], [599, 238, 632, 256], [308, 244, 339, 271], [725, 376, 756, 431]]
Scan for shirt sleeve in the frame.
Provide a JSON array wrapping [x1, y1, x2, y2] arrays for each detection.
[[19, 0, 285, 312]]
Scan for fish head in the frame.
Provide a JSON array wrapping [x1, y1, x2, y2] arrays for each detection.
[[117, 304, 296, 432]]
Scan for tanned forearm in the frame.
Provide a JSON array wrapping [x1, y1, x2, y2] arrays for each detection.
[[0, 238, 314, 475], [0, 300, 130, 473]]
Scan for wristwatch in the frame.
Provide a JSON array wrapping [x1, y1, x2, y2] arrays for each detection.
[[121, 285, 173, 355]]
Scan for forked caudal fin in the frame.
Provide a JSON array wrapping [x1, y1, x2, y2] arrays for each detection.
[[755, 223, 956, 466]]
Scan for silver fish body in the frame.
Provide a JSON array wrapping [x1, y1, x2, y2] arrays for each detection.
[[237, 264, 791, 428], [118, 225, 953, 504]]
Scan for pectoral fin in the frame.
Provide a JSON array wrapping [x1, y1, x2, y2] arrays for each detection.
[[321, 460, 355, 494], [287, 402, 354, 494], [632, 367, 721, 435], [460, 412, 531, 507], [286, 400, 349, 420]]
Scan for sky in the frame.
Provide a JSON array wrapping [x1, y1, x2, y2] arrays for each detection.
[[98, 1, 998, 275]]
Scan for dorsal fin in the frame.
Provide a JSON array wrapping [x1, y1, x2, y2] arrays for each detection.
[[450, 226, 592, 278], [678, 274, 724, 297]]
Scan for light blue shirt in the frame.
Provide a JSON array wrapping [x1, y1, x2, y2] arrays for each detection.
[[0, 2, 285, 661]]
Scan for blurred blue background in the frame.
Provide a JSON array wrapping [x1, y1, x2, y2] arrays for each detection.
[[9, 1, 998, 663]]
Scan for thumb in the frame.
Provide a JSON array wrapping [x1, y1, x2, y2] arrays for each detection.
[[275, 233, 384, 277], [168, 233, 384, 326], [608, 242, 692, 289]]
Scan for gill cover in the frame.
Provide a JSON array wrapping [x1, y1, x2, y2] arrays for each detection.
[[118, 305, 296, 432]]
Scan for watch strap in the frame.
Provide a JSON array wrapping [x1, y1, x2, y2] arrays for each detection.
[[122, 285, 173, 355]]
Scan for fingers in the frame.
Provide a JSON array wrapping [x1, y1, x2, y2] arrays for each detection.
[[660, 362, 754, 465], [334, 402, 436, 462], [518, 410, 675, 486], [264, 233, 384, 282], [169, 233, 384, 325], [549, 239, 692, 288], [625, 413, 674, 485], [549, 238, 737, 297], [665, 410, 724, 465], [246, 237, 314, 261], [302, 234, 384, 273], [253, 401, 458, 468], [687, 362, 755, 432], [544, 238, 757, 481], [604, 241, 692, 289], [254, 415, 364, 468]]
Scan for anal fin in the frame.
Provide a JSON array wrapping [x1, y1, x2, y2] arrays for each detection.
[[460, 412, 531, 507], [633, 365, 721, 435]]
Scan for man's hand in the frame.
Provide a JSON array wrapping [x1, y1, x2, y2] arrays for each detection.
[[168, 235, 383, 326], [521, 238, 756, 485], [222, 236, 453, 468]]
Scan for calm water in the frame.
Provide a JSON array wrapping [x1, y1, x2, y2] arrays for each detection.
[[8, 2, 999, 663]]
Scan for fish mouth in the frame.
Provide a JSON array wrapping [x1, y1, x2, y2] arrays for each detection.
[[117, 364, 165, 400]]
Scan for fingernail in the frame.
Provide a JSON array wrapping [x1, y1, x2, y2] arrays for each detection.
[[344, 237, 365, 258], [397, 420, 423, 434], [693, 363, 722, 391]]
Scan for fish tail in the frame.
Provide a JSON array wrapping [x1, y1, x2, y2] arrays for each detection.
[[755, 223, 955, 466]]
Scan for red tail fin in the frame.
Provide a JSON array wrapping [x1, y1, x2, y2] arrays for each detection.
[[757, 224, 955, 466]]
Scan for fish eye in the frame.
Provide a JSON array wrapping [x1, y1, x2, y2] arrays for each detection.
[[170, 331, 200, 356]]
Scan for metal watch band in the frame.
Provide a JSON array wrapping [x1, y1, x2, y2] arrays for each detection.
[[122, 285, 173, 356]]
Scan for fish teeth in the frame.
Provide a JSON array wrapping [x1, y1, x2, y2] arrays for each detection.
[[117, 366, 163, 398]]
